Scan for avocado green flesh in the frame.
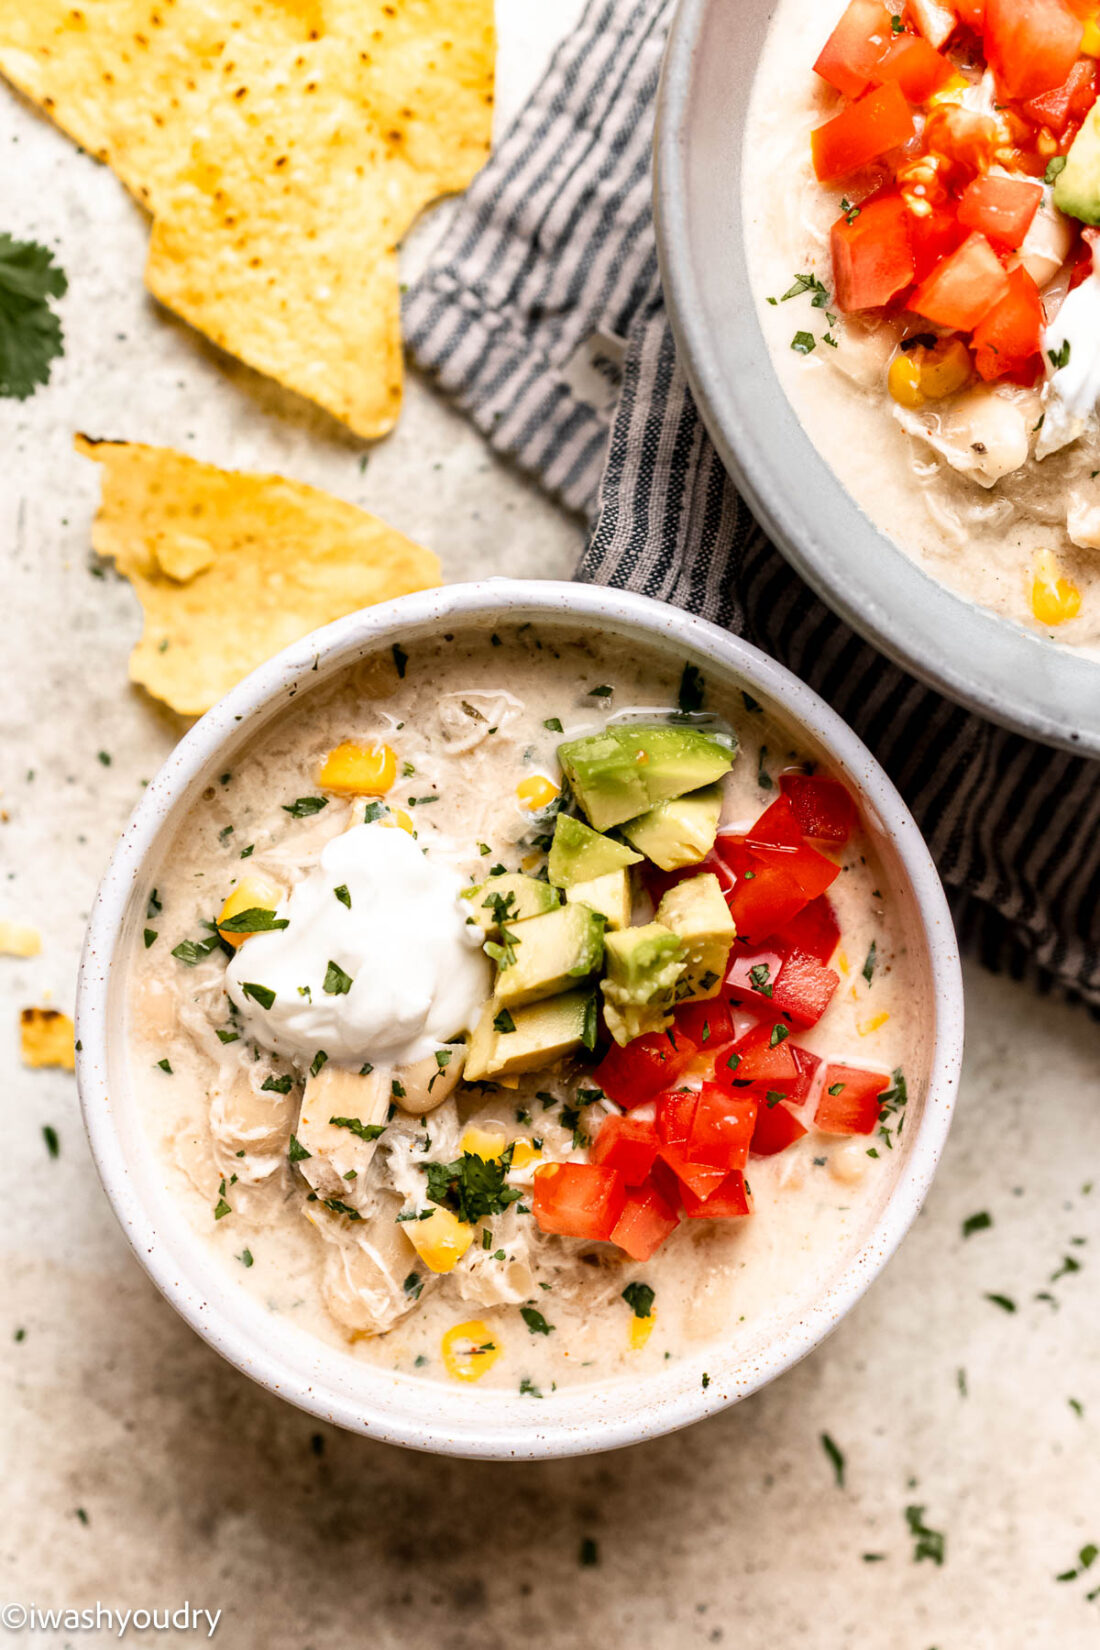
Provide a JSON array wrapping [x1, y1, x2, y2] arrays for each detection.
[[547, 812, 642, 886], [620, 784, 724, 872], [1055, 103, 1100, 225], [461, 872, 561, 933], [557, 724, 735, 831], [656, 872, 736, 1003], [601, 922, 686, 1046], [464, 988, 597, 1080], [565, 869, 632, 931], [494, 902, 606, 1009]]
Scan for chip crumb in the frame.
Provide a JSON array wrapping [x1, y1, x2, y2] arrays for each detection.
[[76, 438, 441, 714], [0, 920, 41, 957], [20, 1007, 76, 1070]]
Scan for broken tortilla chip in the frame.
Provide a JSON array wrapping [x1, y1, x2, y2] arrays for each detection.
[[0, 921, 41, 958], [21, 1007, 75, 1070], [76, 436, 440, 715], [0, 1, 495, 437]]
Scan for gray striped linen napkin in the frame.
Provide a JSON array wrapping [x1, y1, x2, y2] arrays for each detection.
[[405, 0, 1100, 1012]]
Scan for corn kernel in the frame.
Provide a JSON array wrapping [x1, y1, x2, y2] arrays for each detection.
[[1031, 550, 1082, 627], [461, 1127, 507, 1162], [406, 1207, 474, 1274], [510, 1139, 542, 1170], [927, 71, 969, 107], [888, 352, 925, 409], [320, 740, 397, 795], [381, 807, 415, 834], [918, 338, 971, 400], [629, 1308, 657, 1351], [216, 874, 283, 949], [836, 949, 850, 976], [1083, 17, 1100, 55], [442, 1319, 503, 1382], [0, 920, 41, 957], [516, 773, 560, 812], [857, 1011, 891, 1036]]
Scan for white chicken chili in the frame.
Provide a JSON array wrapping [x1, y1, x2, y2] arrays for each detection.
[[127, 625, 923, 1392]]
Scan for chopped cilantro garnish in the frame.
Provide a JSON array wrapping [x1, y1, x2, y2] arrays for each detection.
[[241, 981, 276, 1010], [392, 643, 408, 677], [424, 1147, 521, 1224], [520, 1306, 554, 1335], [143, 928, 157, 948], [156, 1058, 172, 1073], [218, 907, 288, 934], [821, 1432, 845, 1488], [262, 1073, 293, 1094], [329, 1115, 386, 1143], [494, 1007, 517, 1034], [905, 1505, 945, 1566], [962, 1211, 992, 1238], [333, 884, 351, 909], [543, 717, 563, 732], [288, 1134, 311, 1163], [622, 1281, 655, 1319], [323, 959, 353, 996], [310, 1050, 328, 1078], [282, 796, 328, 818], [0, 234, 68, 399], [862, 941, 877, 984]]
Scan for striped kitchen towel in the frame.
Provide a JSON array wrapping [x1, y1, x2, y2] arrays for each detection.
[[405, 0, 1100, 1012]]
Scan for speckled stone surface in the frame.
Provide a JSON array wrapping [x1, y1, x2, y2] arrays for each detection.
[[2, 5, 1099, 1646]]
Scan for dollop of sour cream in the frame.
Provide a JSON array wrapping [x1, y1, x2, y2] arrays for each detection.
[[225, 823, 490, 1067], [1039, 268, 1100, 459]]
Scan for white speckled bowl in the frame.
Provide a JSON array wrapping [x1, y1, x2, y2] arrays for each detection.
[[655, 0, 1100, 756], [76, 581, 962, 1458]]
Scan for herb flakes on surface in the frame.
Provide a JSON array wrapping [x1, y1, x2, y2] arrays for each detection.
[[424, 1148, 521, 1225], [821, 1432, 845, 1488], [905, 1505, 946, 1566], [0, 233, 68, 399]]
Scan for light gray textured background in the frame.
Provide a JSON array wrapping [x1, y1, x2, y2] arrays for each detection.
[[2, 4, 1098, 1646]]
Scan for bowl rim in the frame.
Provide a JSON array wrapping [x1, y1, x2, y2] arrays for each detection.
[[76, 579, 963, 1459], [653, 0, 1100, 759]]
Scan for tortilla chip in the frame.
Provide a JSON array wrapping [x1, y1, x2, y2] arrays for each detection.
[[0, 921, 41, 957], [21, 1007, 75, 1070], [76, 435, 441, 715], [0, 2, 495, 436]]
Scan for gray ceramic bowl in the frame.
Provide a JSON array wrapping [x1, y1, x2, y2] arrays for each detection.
[[76, 582, 962, 1457], [654, 0, 1100, 757]]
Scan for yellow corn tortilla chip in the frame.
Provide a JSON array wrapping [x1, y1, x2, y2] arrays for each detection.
[[0, 921, 41, 957], [21, 1007, 75, 1070], [77, 434, 441, 715], [0, 2, 494, 436]]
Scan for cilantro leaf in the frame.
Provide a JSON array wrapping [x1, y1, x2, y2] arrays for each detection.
[[0, 233, 67, 400], [329, 1114, 386, 1143]]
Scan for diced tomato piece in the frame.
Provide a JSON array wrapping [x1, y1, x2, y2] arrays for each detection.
[[778, 772, 858, 843], [811, 81, 917, 182], [657, 1085, 757, 1196], [922, 104, 1001, 180], [592, 1028, 697, 1110], [750, 1094, 809, 1156], [1024, 56, 1098, 133], [909, 203, 966, 283], [789, 1043, 823, 1106], [814, 0, 895, 98], [655, 1087, 698, 1153], [649, 1155, 683, 1210], [874, 31, 955, 101], [673, 995, 735, 1051], [772, 895, 841, 965], [718, 822, 841, 944], [771, 948, 840, 1028], [610, 1180, 680, 1261], [719, 1019, 800, 1087], [972, 265, 1045, 381], [908, 0, 960, 45], [984, 0, 1083, 101], [958, 173, 1043, 249], [832, 194, 916, 311], [957, 0, 984, 27], [911, 232, 1012, 330], [724, 944, 788, 1013], [815, 1065, 892, 1134], [744, 795, 804, 851], [533, 1162, 626, 1240], [680, 1171, 753, 1220], [590, 1113, 660, 1185]]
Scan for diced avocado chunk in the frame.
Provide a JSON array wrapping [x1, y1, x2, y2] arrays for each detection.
[[557, 724, 736, 831], [620, 783, 723, 872], [547, 813, 641, 887], [600, 922, 686, 1047], [656, 873, 735, 1002], [1054, 103, 1100, 225], [461, 872, 560, 934], [495, 902, 606, 1008], [566, 869, 632, 931], [464, 989, 598, 1080]]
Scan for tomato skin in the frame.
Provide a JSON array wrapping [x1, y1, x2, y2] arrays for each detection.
[[592, 1028, 697, 1110], [909, 203, 966, 283], [718, 1019, 800, 1088], [674, 996, 735, 1052], [750, 1094, 809, 1156], [972, 265, 1045, 380], [656, 1085, 757, 1195], [1023, 55, 1098, 133], [771, 894, 841, 965], [957, 0, 985, 27], [718, 819, 841, 943], [779, 773, 858, 843], [957, 173, 1043, 248], [832, 194, 917, 311], [984, 0, 1084, 101], [874, 31, 956, 101], [680, 1171, 753, 1220], [725, 943, 788, 1013], [815, 1065, 891, 1134], [610, 1180, 680, 1261], [811, 81, 917, 182], [532, 1162, 626, 1240], [590, 1113, 661, 1185], [814, 0, 896, 97], [911, 231, 1012, 330], [771, 947, 840, 1028]]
